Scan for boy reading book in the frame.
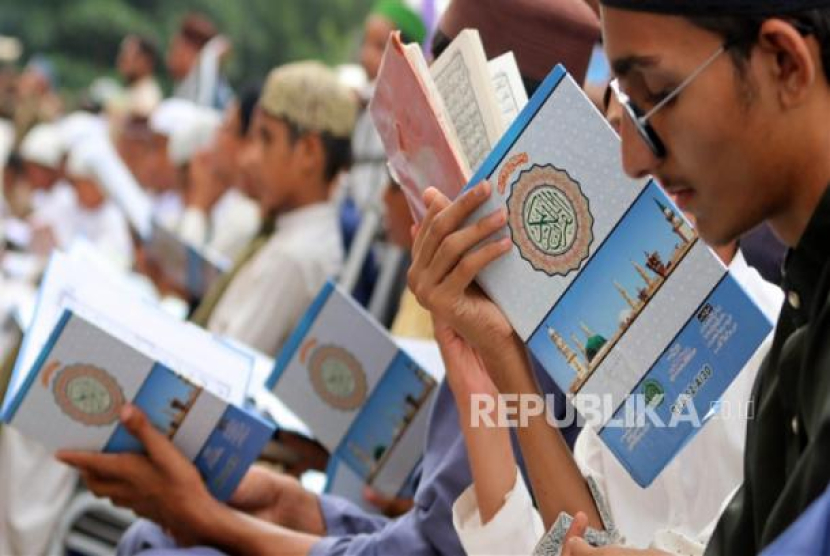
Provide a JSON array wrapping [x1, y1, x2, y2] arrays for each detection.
[[190, 61, 356, 357]]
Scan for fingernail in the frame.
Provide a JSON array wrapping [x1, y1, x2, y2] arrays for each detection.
[[120, 404, 134, 422]]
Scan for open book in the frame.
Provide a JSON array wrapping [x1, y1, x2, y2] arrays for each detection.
[[1, 252, 274, 500], [370, 30, 527, 220], [463, 66, 773, 487], [267, 281, 442, 500]]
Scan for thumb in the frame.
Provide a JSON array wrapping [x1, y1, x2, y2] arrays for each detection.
[[120, 404, 182, 470], [563, 512, 590, 546], [564, 537, 593, 556]]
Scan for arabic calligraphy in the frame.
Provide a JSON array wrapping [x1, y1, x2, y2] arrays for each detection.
[[507, 164, 594, 276]]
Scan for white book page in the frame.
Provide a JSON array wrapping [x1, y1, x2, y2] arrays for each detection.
[[430, 29, 505, 174], [403, 42, 471, 177], [488, 52, 529, 127], [5, 252, 251, 413]]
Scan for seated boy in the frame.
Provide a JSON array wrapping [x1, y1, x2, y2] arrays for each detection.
[[191, 61, 356, 356]]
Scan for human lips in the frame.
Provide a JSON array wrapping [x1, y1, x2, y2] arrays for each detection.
[[661, 181, 696, 212]]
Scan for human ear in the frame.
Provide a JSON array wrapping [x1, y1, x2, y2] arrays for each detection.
[[297, 133, 326, 178], [757, 19, 818, 108]]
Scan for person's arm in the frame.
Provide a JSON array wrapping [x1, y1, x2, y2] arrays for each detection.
[[439, 317, 546, 556], [408, 184, 601, 531], [434, 319, 517, 524], [58, 405, 326, 555]]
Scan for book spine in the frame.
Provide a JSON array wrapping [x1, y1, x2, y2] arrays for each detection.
[[267, 280, 336, 390]]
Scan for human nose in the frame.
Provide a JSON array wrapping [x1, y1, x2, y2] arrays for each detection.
[[619, 114, 660, 180]]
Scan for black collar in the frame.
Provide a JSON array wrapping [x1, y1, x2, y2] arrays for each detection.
[[782, 184, 830, 323]]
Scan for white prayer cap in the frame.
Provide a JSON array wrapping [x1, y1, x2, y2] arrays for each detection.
[[19, 123, 65, 169], [66, 138, 106, 180], [167, 106, 221, 166], [59, 111, 108, 146], [149, 98, 200, 138]]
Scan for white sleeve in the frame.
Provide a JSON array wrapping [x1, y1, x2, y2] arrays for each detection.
[[177, 206, 209, 248], [452, 467, 545, 556]]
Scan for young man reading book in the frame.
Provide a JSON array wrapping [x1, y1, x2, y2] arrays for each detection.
[[190, 61, 354, 357], [408, 2, 830, 555]]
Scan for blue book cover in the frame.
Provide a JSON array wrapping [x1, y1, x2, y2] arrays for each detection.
[[269, 280, 439, 499], [2, 308, 274, 502], [462, 65, 773, 486]]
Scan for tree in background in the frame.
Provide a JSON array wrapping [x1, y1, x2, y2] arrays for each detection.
[[0, 0, 375, 99]]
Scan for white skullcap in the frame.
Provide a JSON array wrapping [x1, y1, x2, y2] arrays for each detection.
[[19, 123, 65, 169], [167, 106, 222, 166], [59, 111, 108, 147], [66, 138, 107, 180], [149, 98, 200, 138]]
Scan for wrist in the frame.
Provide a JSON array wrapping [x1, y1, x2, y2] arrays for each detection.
[[480, 338, 538, 395]]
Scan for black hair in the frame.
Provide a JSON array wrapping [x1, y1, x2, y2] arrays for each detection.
[[133, 35, 161, 69], [430, 28, 543, 95], [687, 8, 830, 82], [238, 82, 262, 137], [283, 119, 353, 183]]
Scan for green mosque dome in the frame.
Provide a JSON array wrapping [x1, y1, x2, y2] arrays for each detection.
[[585, 335, 607, 362]]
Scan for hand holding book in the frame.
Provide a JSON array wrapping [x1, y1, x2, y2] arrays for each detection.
[[408, 183, 517, 378], [57, 403, 221, 546]]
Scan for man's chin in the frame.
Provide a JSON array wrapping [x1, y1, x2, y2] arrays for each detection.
[[697, 221, 745, 251]]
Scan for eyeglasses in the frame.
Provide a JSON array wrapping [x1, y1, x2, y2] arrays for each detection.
[[610, 44, 727, 159]]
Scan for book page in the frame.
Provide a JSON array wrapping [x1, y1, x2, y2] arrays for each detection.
[[369, 33, 470, 221], [3, 252, 251, 415], [488, 52, 529, 127], [430, 29, 505, 174]]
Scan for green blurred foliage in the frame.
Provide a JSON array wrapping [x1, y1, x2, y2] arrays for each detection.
[[0, 0, 374, 97]]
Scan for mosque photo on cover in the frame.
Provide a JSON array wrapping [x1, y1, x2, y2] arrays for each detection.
[[104, 366, 202, 452], [528, 180, 698, 394], [338, 358, 435, 484]]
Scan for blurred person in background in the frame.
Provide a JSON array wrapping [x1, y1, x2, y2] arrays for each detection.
[[64, 141, 134, 269], [168, 12, 233, 110], [12, 55, 63, 145], [177, 84, 263, 261], [339, 0, 427, 214], [17, 122, 77, 253], [116, 34, 164, 120]]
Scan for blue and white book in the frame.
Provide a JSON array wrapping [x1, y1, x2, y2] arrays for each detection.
[[464, 65, 773, 487], [268, 281, 441, 500], [1, 251, 274, 501], [144, 220, 230, 299]]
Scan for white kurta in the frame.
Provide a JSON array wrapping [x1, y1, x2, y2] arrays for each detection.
[[207, 202, 343, 356], [177, 188, 261, 261], [0, 427, 77, 556], [30, 181, 79, 248], [451, 252, 784, 555], [73, 201, 135, 270]]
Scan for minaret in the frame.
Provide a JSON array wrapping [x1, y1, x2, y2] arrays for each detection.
[[615, 281, 638, 310], [655, 198, 691, 244], [631, 260, 657, 288], [548, 327, 587, 378], [571, 333, 587, 358], [646, 251, 669, 278], [580, 322, 595, 339]]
